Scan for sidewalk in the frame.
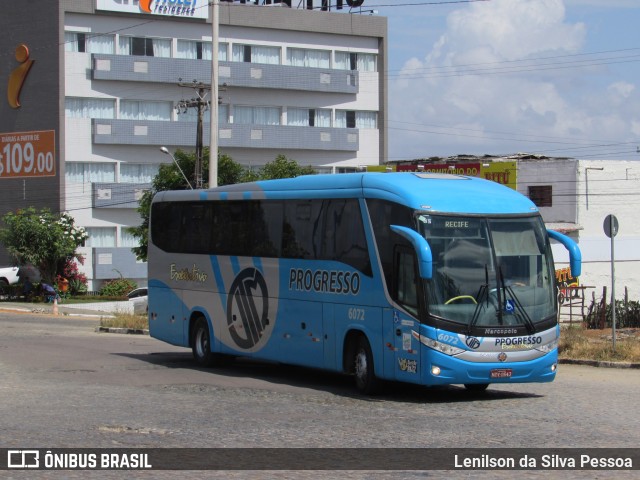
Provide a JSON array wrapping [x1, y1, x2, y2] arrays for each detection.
[[0, 300, 128, 318]]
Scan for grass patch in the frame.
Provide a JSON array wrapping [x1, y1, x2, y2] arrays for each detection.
[[100, 312, 148, 331], [559, 326, 640, 363]]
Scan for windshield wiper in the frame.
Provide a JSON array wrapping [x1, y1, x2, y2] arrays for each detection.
[[498, 266, 535, 334], [469, 265, 491, 334]]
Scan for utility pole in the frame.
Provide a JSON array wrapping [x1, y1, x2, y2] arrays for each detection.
[[175, 81, 210, 189], [209, 0, 219, 188]]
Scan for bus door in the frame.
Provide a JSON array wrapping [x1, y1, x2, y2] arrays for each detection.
[[391, 247, 422, 383]]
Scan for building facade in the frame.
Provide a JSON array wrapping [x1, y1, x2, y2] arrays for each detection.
[[0, 0, 387, 290]]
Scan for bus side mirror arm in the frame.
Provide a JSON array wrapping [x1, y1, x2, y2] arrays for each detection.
[[547, 229, 582, 278], [390, 225, 433, 279]]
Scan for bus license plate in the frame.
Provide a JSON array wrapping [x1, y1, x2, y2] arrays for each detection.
[[490, 369, 512, 379]]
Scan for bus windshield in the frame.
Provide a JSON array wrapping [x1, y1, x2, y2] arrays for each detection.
[[418, 214, 556, 329]]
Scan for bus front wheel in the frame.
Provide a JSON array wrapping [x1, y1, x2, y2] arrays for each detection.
[[191, 317, 215, 367], [354, 337, 380, 395]]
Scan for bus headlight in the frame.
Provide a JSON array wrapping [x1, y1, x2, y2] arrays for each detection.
[[535, 338, 559, 354], [422, 337, 465, 356]]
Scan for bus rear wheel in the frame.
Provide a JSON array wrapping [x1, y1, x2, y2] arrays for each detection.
[[354, 337, 380, 395], [191, 317, 215, 367]]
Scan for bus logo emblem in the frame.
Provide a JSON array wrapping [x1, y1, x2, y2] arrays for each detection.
[[227, 268, 269, 350], [466, 336, 481, 349]]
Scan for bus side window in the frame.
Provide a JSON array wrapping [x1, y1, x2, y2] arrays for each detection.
[[322, 199, 371, 275], [394, 247, 419, 316]]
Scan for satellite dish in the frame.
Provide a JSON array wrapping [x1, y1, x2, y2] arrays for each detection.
[[346, 0, 365, 6]]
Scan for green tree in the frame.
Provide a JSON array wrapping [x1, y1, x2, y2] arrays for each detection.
[[0, 208, 88, 284], [255, 154, 316, 180]]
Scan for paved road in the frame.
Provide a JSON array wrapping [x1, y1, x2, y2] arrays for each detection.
[[0, 311, 638, 479]]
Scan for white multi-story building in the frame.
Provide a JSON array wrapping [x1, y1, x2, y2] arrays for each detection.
[[1, 1, 387, 290]]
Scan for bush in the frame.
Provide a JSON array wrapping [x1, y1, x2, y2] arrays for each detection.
[[585, 298, 640, 329], [99, 278, 137, 298]]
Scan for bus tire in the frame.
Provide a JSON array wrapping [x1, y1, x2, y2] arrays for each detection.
[[191, 317, 215, 367], [464, 383, 489, 392], [354, 336, 380, 395]]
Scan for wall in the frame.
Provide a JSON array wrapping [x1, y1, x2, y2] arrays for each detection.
[[0, 0, 64, 264], [576, 160, 640, 300]]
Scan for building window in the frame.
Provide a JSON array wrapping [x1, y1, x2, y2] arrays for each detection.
[[287, 108, 331, 127], [120, 228, 140, 248], [528, 185, 553, 207], [232, 44, 280, 65], [287, 48, 331, 68], [120, 164, 159, 183], [233, 106, 280, 125], [176, 40, 228, 61], [335, 51, 377, 72], [65, 32, 115, 54], [335, 110, 377, 129], [65, 98, 115, 119], [85, 227, 117, 248], [176, 104, 229, 124], [120, 100, 172, 121], [65, 163, 116, 183], [119, 36, 171, 57]]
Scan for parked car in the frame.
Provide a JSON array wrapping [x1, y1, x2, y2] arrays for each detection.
[[0, 266, 21, 296], [127, 287, 148, 315]]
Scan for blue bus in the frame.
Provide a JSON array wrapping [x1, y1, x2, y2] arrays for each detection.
[[148, 172, 581, 393]]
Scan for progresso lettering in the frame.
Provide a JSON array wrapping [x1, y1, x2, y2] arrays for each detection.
[[288, 268, 360, 295]]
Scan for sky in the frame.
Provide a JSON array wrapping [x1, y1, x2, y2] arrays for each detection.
[[362, 0, 640, 161]]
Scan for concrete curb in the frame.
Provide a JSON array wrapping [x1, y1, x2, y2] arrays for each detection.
[[95, 326, 149, 335], [559, 358, 640, 369]]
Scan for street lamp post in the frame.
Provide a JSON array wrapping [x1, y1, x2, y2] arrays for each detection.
[[160, 146, 194, 190]]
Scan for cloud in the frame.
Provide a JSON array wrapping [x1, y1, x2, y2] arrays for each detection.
[[389, 0, 638, 161]]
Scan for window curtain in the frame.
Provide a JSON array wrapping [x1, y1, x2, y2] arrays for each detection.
[[87, 35, 115, 54], [231, 44, 245, 62], [357, 53, 376, 72], [335, 110, 346, 128], [177, 40, 197, 59], [118, 36, 131, 55], [64, 33, 79, 52], [218, 42, 228, 61], [234, 106, 253, 124], [65, 98, 115, 119], [120, 101, 171, 121], [254, 107, 280, 125], [65, 163, 115, 183], [316, 109, 331, 127], [120, 164, 159, 183], [152, 38, 171, 58], [356, 111, 377, 129], [85, 227, 116, 248], [120, 228, 140, 248], [334, 52, 349, 70], [251, 46, 280, 65], [287, 49, 306, 67], [307, 49, 330, 68], [287, 108, 309, 126], [176, 105, 227, 124]]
